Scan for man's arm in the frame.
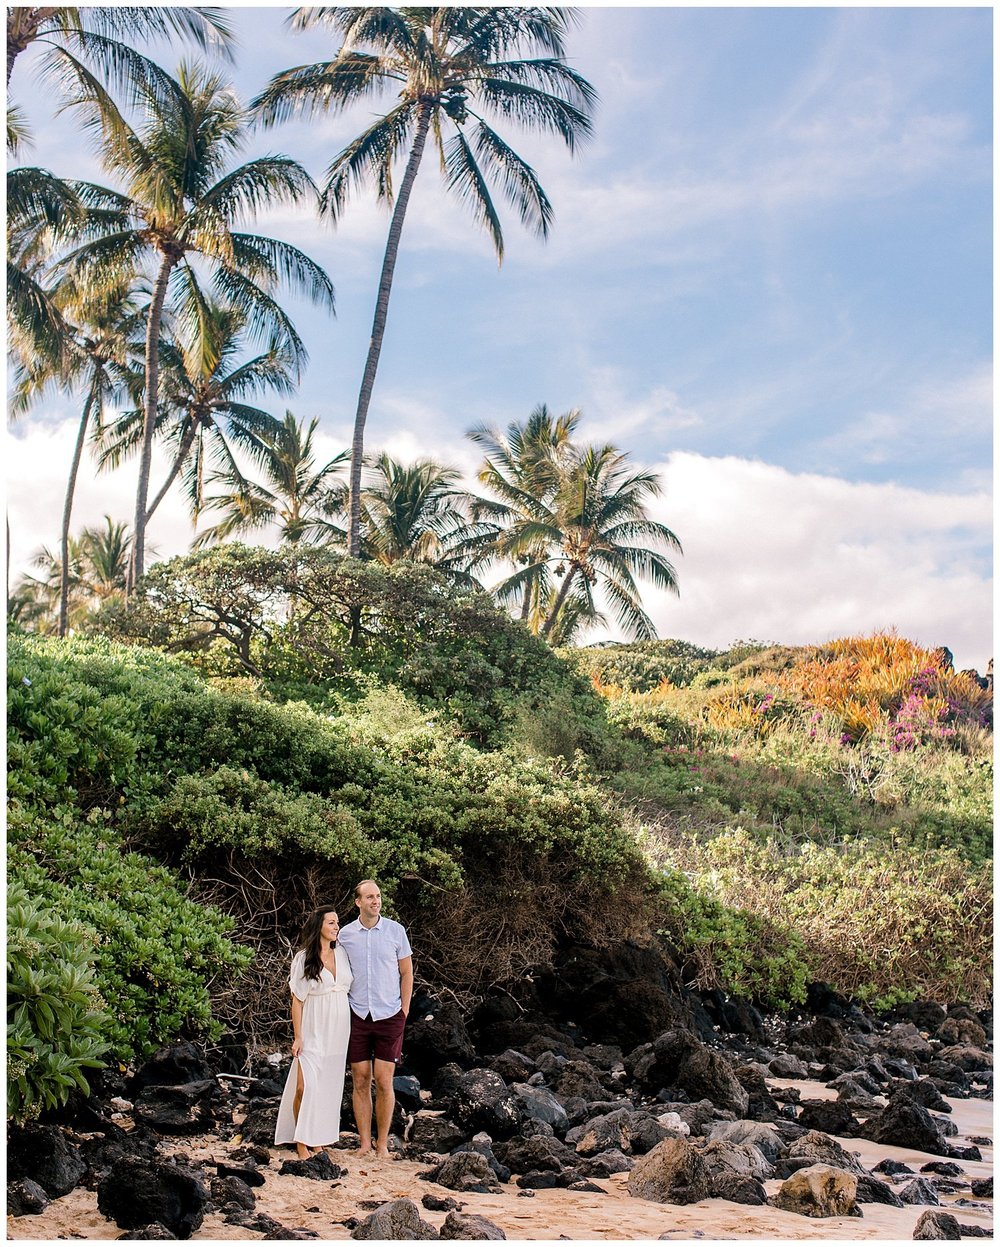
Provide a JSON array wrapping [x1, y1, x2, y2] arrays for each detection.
[[398, 955, 413, 1017]]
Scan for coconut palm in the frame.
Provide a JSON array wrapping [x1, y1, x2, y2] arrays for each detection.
[[55, 60, 336, 588], [464, 405, 580, 625], [360, 452, 478, 583], [13, 516, 134, 633], [10, 275, 146, 636], [6, 7, 233, 121], [194, 412, 348, 547], [539, 444, 682, 641], [98, 297, 296, 528], [7, 165, 85, 371], [253, 6, 596, 557]]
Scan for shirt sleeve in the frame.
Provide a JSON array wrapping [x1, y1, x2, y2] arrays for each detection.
[[396, 923, 412, 960], [289, 951, 310, 1002]]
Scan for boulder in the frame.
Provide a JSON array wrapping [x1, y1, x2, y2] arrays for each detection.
[[884, 1023, 934, 1063], [278, 1152, 345, 1180], [861, 1097, 949, 1156], [7, 1124, 87, 1197], [7, 1178, 51, 1216], [898, 1178, 941, 1206], [493, 1135, 572, 1175], [912, 1210, 962, 1240], [440, 1211, 506, 1240], [626, 1138, 712, 1205], [581, 1148, 634, 1177], [407, 1111, 467, 1155], [406, 1005, 477, 1081], [630, 1031, 749, 1116], [934, 1017, 987, 1048], [701, 1139, 772, 1181], [768, 1053, 809, 1079], [489, 1051, 536, 1084], [131, 1043, 214, 1091], [210, 1175, 256, 1212], [936, 1045, 991, 1074], [796, 1099, 863, 1137], [971, 1177, 993, 1198], [770, 1164, 860, 1219], [854, 1173, 903, 1207], [352, 1198, 440, 1240], [394, 1075, 423, 1113], [419, 1152, 501, 1194], [452, 1138, 510, 1184], [549, 1059, 607, 1103], [533, 941, 693, 1049], [510, 1084, 568, 1132], [97, 1158, 209, 1239], [133, 1080, 219, 1135], [710, 1173, 767, 1205], [570, 1107, 675, 1158], [895, 1080, 952, 1114], [786, 1130, 866, 1175], [238, 1099, 280, 1145], [450, 1070, 523, 1141], [704, 1121, 783, 1165]]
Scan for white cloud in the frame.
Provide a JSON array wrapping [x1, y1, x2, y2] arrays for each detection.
[[616, 452, 993, 674]]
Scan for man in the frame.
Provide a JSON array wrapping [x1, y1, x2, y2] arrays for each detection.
[[337, 879, 413, 1158]]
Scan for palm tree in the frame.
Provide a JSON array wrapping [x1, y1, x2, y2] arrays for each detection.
[[360, 452, 477, 583], [7, 165, 85, 371], [253, 6, 597, 557], [6, 6, 233, 94], [10, 275, 145, 637], [55, 59, 336, 588], [98, 298, 296, 528], [539, 444, 682, 641], [12, 516, 134, 633], [194, 412, 348, 547], [464, 405, 580, 625]]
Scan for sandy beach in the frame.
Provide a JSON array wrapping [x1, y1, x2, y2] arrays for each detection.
[[8, 1080, 992, 1243]]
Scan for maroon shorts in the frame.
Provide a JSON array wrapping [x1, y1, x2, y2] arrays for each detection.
[[347, 1009, 406, 1065]]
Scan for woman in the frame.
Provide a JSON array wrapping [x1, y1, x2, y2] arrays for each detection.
[[274, 906, 353, 1158]]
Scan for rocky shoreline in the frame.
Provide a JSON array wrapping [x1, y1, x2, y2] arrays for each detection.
[[7, 943, 993, 1241]]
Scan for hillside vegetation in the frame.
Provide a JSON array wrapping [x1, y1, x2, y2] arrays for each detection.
[[7, 561, 992, 1123]]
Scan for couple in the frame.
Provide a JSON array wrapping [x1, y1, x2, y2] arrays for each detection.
[[273, 880, 413, 1160]]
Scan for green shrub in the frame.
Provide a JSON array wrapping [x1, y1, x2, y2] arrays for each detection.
[[655, 866, 810, 1010], [7, 881, 110, 1122], [8, 801, 252, 1063], [663, 827, 992, 1009]]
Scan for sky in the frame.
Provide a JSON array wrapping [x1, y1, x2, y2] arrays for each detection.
[[6, 4, 994, 671]]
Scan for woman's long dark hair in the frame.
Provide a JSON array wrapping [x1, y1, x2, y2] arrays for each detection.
[[299, 906, 337, 981]]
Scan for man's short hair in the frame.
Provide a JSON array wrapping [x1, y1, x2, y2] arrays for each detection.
[[354, 878, 375, 900]]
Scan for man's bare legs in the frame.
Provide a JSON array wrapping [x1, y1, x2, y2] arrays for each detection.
[[351, 1060, 374, 1155], [372, 1058, 396, 1157], [351, 1058, 396, 1157]]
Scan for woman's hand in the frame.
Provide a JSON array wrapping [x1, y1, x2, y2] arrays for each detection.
[[291, 1038, 302, 1058]]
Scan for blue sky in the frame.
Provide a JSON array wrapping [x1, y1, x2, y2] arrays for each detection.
[[7, 5, 993, 670]]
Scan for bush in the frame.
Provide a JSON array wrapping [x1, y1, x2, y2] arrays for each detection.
[[663, 827, 992, 1009], [8, 807, 252, 1062], [91, 544, 614, 753], [7, 881, 110, 1122]]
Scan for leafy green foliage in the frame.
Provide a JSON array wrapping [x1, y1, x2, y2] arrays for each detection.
[[7, 881, 110, 1123], [91, 544, 615, 755]]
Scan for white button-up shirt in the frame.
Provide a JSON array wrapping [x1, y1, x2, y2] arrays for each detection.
[[337, 915, 412, 1021]]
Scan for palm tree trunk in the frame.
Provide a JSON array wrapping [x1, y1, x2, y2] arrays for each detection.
[[541, 564, 579, 639], [145, 420, 199, 523], [6, 9, 50, 85], [129, 249, 176, 591], [347, 100, 433, 558], [59, 388, 96, 637]]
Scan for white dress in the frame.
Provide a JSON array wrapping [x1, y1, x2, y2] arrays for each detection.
[[274, 946, 353, 1148]]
